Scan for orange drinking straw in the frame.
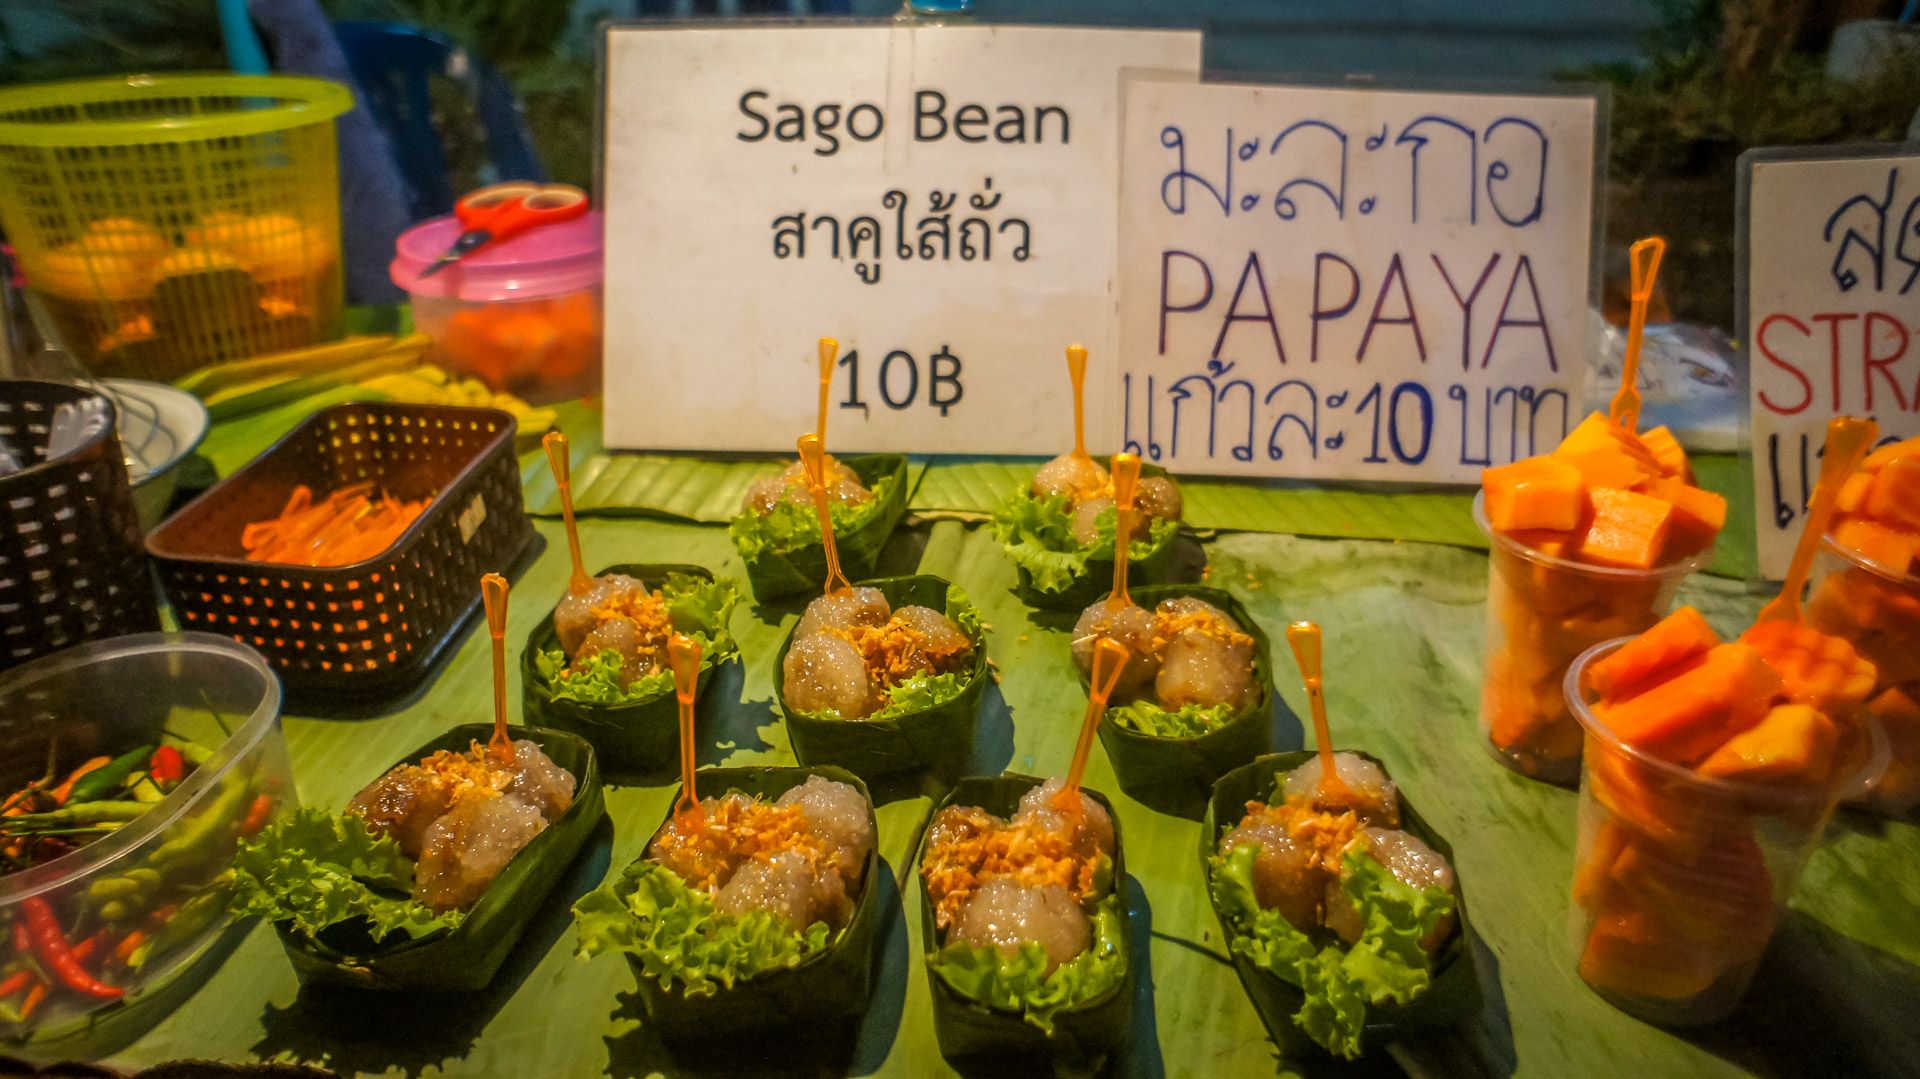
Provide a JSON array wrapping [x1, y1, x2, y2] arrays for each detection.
[[1609, 236, 1666, 434], [1106, 452, 1141, 611], [1056, 637, 1130, 813], [1065, 344, 1093, 465], [1757, 416, 1879, 625], [669, 633, 704, 824], [482, 573, 513, 763], [797, 433, 853, 595], [1286, 621, 1352, 801], [543, 431, 592, 597], [816, 337, 838, 446]]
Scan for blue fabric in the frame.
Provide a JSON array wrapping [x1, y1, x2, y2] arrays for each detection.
[[247, 0, 411, 304]]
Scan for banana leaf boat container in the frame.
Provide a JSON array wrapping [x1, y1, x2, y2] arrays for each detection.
[[273, 724, 604, 992], [520, 564, 736, 776], [619, 765, 883, 1041], [778, 575, 986, 790], [1090, 585, 1274, 811], [1201, 752, 1482, 1058], [1000, 463, 1187, 612], [917, 773, 1133, 1069], [735, 454, 910, 602]]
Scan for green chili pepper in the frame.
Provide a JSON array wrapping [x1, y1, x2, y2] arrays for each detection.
[[98, 899, 132, 923], [130, 885, 227, 971], [88, 877, 145, 903], [149, 776, 250, 868], [65, 745, 155, 804], [1, 800, 150, 831]]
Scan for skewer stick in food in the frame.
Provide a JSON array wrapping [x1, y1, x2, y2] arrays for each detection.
[[797, 433, 853, 595], [1056, 637, 1130, 814], [542, 431, 593, 597], [1757, 415, 1879, 625], [816, 336, 838, 447], [1609, 236, 1665, 434], [669, 633, 705, 824], [1286, 621, 1354, 803], [1105, 453, 1142, 611], [1066, 344, 1093, 466], [482, 572, 514, 763]]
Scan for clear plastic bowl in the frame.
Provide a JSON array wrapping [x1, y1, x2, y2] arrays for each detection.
[[1562, 638, 1886, 1025], [1806, 534, 1920, 815], [0, 632, 290, 1046], [1475, 491, 1709, 785]]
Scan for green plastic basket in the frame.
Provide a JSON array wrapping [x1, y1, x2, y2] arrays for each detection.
[[0, 74, 353, 380]]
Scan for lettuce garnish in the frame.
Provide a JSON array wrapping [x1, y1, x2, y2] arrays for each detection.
[[573, 860, 835, 996], [1210, 842, 1453, 1059], [1107, 699, 1236, 739], [928, 894, 1128, 1035], [230, 807, 462, 943], [730, 474, 896, 561], [989, 489, 1178, 595], [533, 574, 739, 705]]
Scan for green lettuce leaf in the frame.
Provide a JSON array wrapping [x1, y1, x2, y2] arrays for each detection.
[[989, 489, 1177, 595], [928, 894, 1127, 1035], [229, 807, 462, 943], [573, 860, 832, 996], [1210, 842, 1452, 1059], [534, 575, 739, 705], [729, 475, 896, 561], [1107, 699, 1236, 739], [797, 586, 982, 723]]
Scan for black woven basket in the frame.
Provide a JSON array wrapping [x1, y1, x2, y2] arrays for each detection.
[[0, 380, 158, 672], [145, 401, 534, 704]]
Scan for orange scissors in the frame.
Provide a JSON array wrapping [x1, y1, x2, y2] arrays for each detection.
[[417, 182, 589, 277]]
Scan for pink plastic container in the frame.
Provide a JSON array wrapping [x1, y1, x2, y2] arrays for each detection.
[[390, 210, 602, 404]]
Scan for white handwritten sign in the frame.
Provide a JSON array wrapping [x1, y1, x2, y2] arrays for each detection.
[[1115, 75, 1600, 482], [1743, 146, 1920, 579], [599, 24, 1201, 455]]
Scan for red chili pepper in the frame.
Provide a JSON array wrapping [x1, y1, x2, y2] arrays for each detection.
[[239, 793, 275, 837], [0, 969, 29, 998], [149, 745, 185, 786], [68, 928, 111, 966], [19, 897, 121, 1000], [9, 918, 28, 956]]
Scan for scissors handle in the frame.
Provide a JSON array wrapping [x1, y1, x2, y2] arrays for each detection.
[[456, 183, 588, 247]]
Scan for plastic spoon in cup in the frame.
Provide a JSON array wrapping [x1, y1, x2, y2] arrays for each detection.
[[1756, 415, 1880, 625], [482, 572, 514, 764], [669, 632, 705, 824], [1104, 453, 1141, 611], [1609, 236, 1666, 435], [1065, 344, 1093, 467], [797, 433, 853, 595], [542, 431, 593, 597], [1055, 636, 1130, 815], [1286, 621, 1354, 804], [816, 337, 838, 446]]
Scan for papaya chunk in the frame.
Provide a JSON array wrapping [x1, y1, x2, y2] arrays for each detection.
[[1639, 425, 1690, 480], [1575, 488, 1675, 569], [1862, 434, 1920, 473], [1832, 517, 1919, 576], [1554, 412, 1656, 489], [1578, 908, 1722, 1001], [1650, 477, 1727, 560], [1836, 472, 1874, 514], [1593, 643, 1784, 764], [1483, 456, 1586, 532], [1589, 605, 1721, 701], [1863, 456, 1920, 531], [1697, 703, 1837, 784], [1740, 620, 1878, 723]]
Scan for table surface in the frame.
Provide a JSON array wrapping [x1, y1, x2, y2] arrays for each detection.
[[73, 426, 1920, 1079]]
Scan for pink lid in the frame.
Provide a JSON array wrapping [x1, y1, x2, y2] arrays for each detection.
[[391, 210, 603, 302]]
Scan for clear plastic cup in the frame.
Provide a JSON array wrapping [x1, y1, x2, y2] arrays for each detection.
[[1475, 492, 1709, 785], [1563, 639, 1886, 1025], [1806, 535, 1920, 815]]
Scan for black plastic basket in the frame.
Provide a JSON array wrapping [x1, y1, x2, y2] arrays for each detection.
[[145, 401, 534, 704], [0, 379, 158, 671]]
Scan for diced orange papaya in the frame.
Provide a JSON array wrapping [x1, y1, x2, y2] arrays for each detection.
[[1588, 605, 1721, 702], [1504, 527, 1575, 562], [1697, 703, 1838, 784], [1554, 412, 1656, 489], [1640, 425, 1690, 480], [1863, 455, 1920, 531], [1593, 643, 1784, 764], [1574, 487, 1675, 569], [1740, 620, 1878, 723], [1572, 819, 1630, 907], [1483, 456, 1587, 532], [1836, 472, 1874, 514], [1578, 907, 1723, 1001], [1831, 516, 1919, 576], [1862, 434, 1920, 472], [1647, 477, 1726, 560]]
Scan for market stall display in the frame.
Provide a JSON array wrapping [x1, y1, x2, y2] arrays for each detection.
[[0, 633, 289, 1043]]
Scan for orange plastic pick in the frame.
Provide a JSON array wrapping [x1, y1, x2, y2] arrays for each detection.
[[797, 433, 853, 595], [1757, 415, 1880, 625], [481, 573, 513, 763], [1065, 344, 1092, 464], [1057, 636, 1130, 814], [816, 337, 838, 447], [1105, 453, 1141, 611], [1286, 621, 1351, 801], [1610, 236, 1666, 433], [668, 633, 704, 823], [543, 431, 592, 596]]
